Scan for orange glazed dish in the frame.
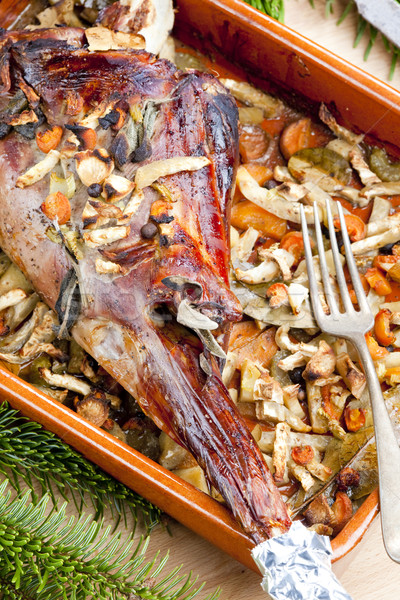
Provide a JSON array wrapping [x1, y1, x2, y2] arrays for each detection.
[[0, 0, 399, 569]]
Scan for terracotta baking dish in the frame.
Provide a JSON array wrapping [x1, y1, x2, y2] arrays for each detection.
[[0, 0, 394, 572]]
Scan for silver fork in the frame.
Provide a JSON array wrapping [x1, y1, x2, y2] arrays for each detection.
[[301, 199, 400, 564]]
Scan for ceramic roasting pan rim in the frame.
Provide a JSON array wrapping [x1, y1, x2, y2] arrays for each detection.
[[1, 0, 396, 572]]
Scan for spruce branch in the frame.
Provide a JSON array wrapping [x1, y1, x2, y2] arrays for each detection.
[[0, 480, 220, 600], [0, 402, 161, 531], [243, 0, 285, 21]]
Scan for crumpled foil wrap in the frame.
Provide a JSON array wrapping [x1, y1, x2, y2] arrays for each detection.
[[251, 521, 353, 600]]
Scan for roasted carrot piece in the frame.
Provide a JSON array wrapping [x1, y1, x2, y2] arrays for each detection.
[[280, 118, 314, 160], [231, 200, 287, 240], [280, 230, 314, 264], [373, 255, 399, 272], [365, 267, 392, 296], [266, 282, 289, 308], [374, 309, 395, 346], [41, 192, 71, 225], [321, 384, 342, 421], [291, 445, 314, 466], [230, 320, 262, 351], [36, 125, 63, 153], [343, 265, 369, 304], [234, 326, 278, 369], [332, 491, 353, 534], [241, 163, 273, 186], [333, 214, 366, 242], [365, 331, 389, 360], [344, 407, 366, 432], [239, 125, 269, 162]]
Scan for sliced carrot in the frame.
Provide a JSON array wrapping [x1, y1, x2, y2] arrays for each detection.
[[279, 230, 314, 264], [230, 320, 261, 351], [385, 280, 400, 302], [266, 282, 289, 307], [374, 309, 395, 346], [321, 384, 342, 421], [231, 200, 287, 240], [365, 267, 392, 296], [36, 125, 63, 154], [233, 326, 278, 369], [280, 118, 314, 160], [343, 265, 369, 304], [291, 445, 314, 466], [332, 491, 353, 534], [335, 196, 372, 222], [344, 407, 366, 433], [373, 254, 399, 272], [365, 331, 389, 360], [333, 214, 366, 242], [241, 163, 273, 186], [261, 118, 285, 138], [239, 125, 269, 162], [41, 192, 71, 225], [389, 195, 400, 208]]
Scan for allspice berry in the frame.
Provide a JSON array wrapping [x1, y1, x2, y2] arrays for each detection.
[[141, 222, 158, 239]]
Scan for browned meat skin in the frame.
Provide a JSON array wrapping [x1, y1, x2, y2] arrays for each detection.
[[0, 28, 291, 542]]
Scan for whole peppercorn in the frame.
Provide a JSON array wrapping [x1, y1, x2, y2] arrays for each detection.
[[141, 222, 158, 239], [87, 183, 103, 197], [289, 367, 304, 384]]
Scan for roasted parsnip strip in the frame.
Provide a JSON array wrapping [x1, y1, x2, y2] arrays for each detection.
[[255, 400, 312, 433], [273, 422, 291, 484], [16, 150, 60, 188], [39, 368, 92, 396]]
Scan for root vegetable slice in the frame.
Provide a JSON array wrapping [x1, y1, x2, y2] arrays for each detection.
[[257, 430, 330, 454], [135, 156, 210, 190], [306, 382, 329, 434], [16, 150, 60, 188], [0, 289, 27, 311], [219, 79, 283, 117], [83, 226, 130, 248], [173, 465, 209, 494], [273, 422, 291, 484], [236, 165, 316, 224], [0, 302, 47, 354], [76, 390, 110, 427], [289, 459, 315, 493], [75, 149, 114, 187], [39, 368, 92, 396], [255, 400, 312, 432]]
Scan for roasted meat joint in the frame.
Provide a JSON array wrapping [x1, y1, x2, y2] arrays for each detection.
[[0, 9, 291, 542]]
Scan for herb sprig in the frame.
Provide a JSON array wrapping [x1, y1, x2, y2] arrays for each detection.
[[0, 480, 219, 600], [0, 402, 161, 530]]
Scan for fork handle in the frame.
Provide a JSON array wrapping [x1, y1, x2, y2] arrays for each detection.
[[356, 333, 400, 563]]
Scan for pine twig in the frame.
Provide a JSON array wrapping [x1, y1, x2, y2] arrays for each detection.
[[0, 402, 162, 531], [243, 0, 285, 21], [0, 480, 220, 600]]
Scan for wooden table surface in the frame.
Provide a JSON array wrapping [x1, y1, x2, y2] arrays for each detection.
[[135, 3, 400, 599], [5, 2, 400, 599]]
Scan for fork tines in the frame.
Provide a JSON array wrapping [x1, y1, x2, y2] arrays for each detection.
[[300, 200, 374, 335]]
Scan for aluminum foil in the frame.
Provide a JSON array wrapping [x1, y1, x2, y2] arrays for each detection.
[[251, 521, 353, 600]]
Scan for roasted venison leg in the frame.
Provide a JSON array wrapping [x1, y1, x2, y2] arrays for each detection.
[[0, 27, 291, 542]]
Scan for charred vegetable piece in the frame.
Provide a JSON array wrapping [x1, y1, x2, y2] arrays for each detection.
[[288, 147, 352, 188], [369, 147, 400, 182]]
